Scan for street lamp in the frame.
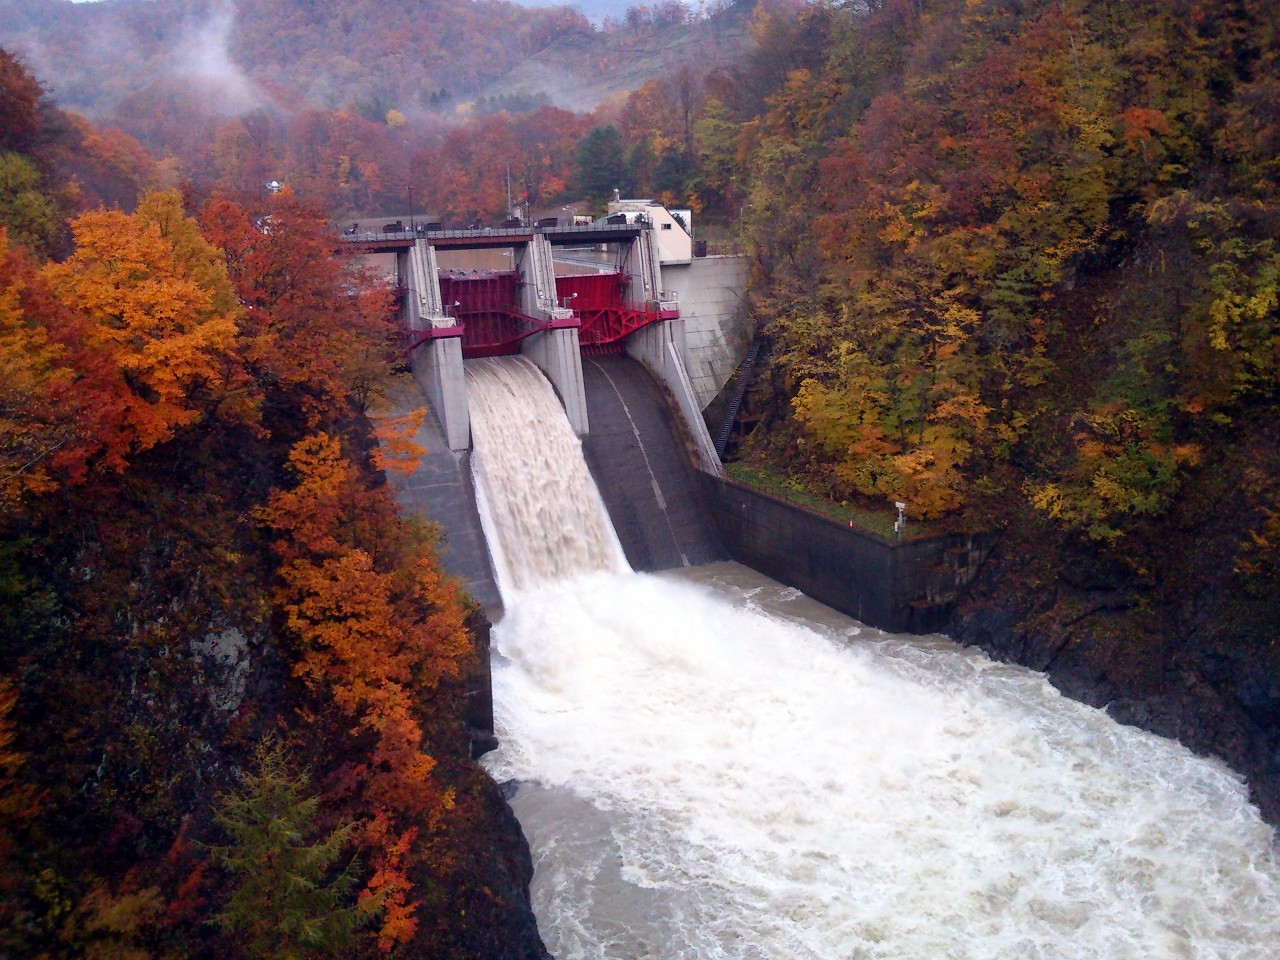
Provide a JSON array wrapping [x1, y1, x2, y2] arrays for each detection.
[[407, 184, 415, 233], [560, 292, 578, 310]]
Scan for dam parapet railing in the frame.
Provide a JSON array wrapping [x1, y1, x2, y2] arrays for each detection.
[[696, 472, 994, 634]]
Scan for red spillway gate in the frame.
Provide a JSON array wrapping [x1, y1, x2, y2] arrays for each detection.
[[556, 273, 671, 354], [425, 272, 673, 358], [439, 272, 543, 359]]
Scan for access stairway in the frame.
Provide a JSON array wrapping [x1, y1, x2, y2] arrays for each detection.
[[714, 340, 762, 459]]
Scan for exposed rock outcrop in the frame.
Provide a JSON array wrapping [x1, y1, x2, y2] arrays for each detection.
[[950, 481, 1280, 826]]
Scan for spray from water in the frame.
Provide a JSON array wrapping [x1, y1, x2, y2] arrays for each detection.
[[468, 356, 1280, 959]]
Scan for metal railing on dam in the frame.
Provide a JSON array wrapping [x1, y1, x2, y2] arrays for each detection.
[[338, 221, 649, 246]]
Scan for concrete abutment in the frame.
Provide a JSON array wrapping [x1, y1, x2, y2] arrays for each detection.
[[696, 473, 996, 633]]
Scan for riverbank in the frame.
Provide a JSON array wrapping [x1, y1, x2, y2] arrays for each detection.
[[949, 486, 1280, 828]]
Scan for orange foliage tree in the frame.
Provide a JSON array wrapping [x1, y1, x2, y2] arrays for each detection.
[[255, 432, 471, 952], [59, 115, 162, 213], [40, 190, 250, 469], [0, 230, 91, 502]]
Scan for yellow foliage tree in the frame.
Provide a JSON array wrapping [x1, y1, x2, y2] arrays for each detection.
[[41, 191, 246, 464]]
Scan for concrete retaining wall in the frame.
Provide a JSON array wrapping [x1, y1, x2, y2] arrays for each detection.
[[662, 256, 751, 410], [697, 473, 994, 634], [625, 320, 722, 475], [383, 382, 499, 614], [410, 334, 470, 451]]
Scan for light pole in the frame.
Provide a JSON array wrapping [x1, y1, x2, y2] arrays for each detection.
[[560, 292, 578, 310], [407, 184, 415, 234]]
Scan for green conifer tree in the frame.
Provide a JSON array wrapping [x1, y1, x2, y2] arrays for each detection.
[[208, 740, 382, 960], [574, 125, 627, 202]]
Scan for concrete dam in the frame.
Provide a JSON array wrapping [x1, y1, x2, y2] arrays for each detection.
[[366, 206, 749, 614], [390, 351, 732, 613], [367, 208, 990, 632]]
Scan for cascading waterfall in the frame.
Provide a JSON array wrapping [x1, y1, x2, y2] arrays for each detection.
[[467, 356, 629, 595], [467, 355, 1280, 959]]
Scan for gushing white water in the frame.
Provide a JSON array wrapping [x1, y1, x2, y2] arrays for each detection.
[[467, 357, 1280, 959], [467, 356, 628, 594]]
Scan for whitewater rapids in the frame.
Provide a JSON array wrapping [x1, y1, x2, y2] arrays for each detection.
[[466, 356, 1280, 960]]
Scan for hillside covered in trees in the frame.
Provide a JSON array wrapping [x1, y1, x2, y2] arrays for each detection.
[[700, 0, 1280, 819], [1, 50, 547, 958], [5, 0, 1280, 952], [0, 0, 754, 220], [2, 0, 597, 116]]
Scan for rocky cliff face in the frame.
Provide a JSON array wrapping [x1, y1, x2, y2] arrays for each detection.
[[419, 769, 549, 960], [950, 452, 1280, 826], [429, 616, 549, 960]]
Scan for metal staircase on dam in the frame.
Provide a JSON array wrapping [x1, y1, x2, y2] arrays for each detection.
[[715, 340, 761, 459]]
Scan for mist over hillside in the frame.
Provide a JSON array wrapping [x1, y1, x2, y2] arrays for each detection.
[[0, 0, 754, 123]]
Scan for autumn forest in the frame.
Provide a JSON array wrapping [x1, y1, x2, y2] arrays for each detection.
[[3, 0, 1280, 955]]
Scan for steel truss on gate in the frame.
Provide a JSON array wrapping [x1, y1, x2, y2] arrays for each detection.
[[437, 272, 548, 359], [554, 273, 674, 354]]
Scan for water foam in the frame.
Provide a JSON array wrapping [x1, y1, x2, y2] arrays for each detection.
[[467, 356, 1280, 959]]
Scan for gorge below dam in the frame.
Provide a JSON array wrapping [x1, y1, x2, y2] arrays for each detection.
[[464, 356, 1280, 959]]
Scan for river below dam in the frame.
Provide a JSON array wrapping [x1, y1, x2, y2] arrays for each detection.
[[467, 356, 1280, 959]]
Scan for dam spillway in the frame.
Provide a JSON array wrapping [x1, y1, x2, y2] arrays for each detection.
[[580, 355, 726, 573], [466, 356, 629, 593], [463, 355, 1280, 960], [387, 354, 726, 613]]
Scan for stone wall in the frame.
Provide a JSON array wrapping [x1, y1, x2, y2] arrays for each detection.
[[697, 473, 994, 634]]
